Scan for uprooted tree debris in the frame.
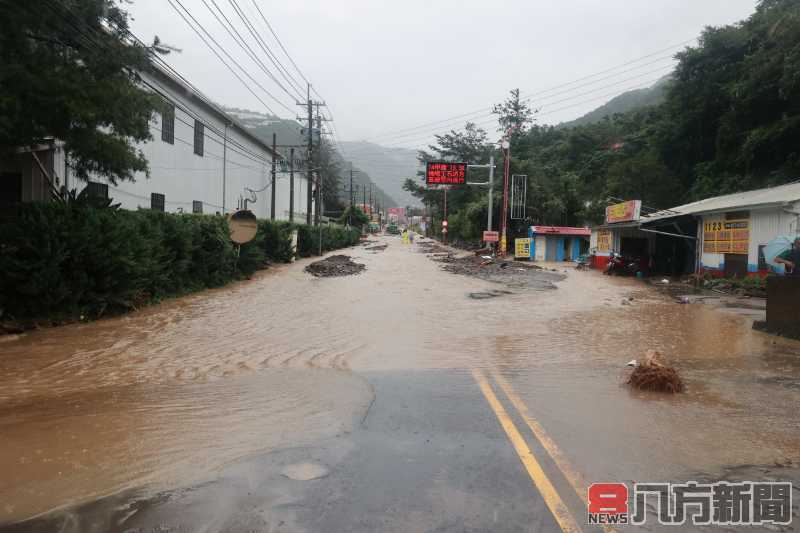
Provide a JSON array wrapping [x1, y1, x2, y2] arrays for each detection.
[[627, 350, 685, 393], [305, 255, 366, 278]]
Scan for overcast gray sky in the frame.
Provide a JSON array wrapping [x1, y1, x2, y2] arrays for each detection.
[[128, 0, 758, 149]]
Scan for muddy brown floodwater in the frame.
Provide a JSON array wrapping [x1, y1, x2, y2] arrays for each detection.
[[1, 235, 799, 526]]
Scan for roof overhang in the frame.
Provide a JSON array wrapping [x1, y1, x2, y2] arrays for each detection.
[[642, 201, 789, 225], [530, 225, 591, 236], [594, 221, 641, 230]]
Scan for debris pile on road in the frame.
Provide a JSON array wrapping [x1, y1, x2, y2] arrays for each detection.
[[365, 243, 388, 252], [305, 255, 366, 277], [415, 240, 450, 254], [626, 350, 685, 393], [431, 254, 563, 289]]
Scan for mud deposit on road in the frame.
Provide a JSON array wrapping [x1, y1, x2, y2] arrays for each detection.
[[1, 235, 799, 529], [365, 243, 388, 252], [305, 254, 366, 277], [432, 252, 565, 289]]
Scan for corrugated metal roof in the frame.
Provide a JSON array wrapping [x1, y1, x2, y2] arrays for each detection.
[[594, 221, 642, 230], [642, 181, 800, 223]]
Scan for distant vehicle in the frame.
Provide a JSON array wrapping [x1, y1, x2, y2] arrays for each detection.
[[387, 223, 400, 234]]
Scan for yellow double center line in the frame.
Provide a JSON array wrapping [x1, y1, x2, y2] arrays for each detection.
[[472, 367, 597, 533]]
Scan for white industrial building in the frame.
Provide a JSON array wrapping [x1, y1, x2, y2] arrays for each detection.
[[642, 182, 800, 277], [0, 64, 312, 222]]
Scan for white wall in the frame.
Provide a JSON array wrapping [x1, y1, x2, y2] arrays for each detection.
[[698, 204, 800, 273], [75, 71, 311, 222]]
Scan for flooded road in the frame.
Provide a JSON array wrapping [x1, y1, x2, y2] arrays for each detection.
[[1, 235, 798, 531]]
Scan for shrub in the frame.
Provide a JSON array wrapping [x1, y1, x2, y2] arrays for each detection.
[[0, 204, 359, 323], [296, 224, 361, 257]]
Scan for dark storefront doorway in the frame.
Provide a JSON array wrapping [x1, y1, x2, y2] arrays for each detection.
[[724, 254, 748, 278]]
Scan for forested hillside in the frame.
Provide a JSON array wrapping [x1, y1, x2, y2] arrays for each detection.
[[223, 108, 398, 213], [404, 0, 800, 242], [560, 76, 670, 128]]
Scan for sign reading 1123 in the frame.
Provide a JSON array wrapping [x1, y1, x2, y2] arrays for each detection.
[[426, 162, 467, 186]]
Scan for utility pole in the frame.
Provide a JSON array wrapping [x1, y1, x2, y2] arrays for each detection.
[[349, 163, 354, 226], [443, 188, 448, 244], [487, 154, 494, 232], [297, 84, 327, 226], [369, 183, 373, 219], [305, 87, 313, 225], [222, 123, 228, 214], [363, 183, 366, 213], [314, 102, 323, 225], [500, 139, 511, 256], [297, 84, 313, 224], [289, 147, 295, 222], [270, 133, 276, 220]]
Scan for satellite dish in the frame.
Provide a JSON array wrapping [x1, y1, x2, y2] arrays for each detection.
[[228, 209, 258, 244]]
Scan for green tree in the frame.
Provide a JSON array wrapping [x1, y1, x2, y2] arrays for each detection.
[[317, 138, 345, 216], [0, 0, 163, 184], [405, 122, 494, 242], [338, 206, 369, 228], [492, 88, 535, 136]]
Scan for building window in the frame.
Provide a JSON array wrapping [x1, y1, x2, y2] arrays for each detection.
[[86, 181, 108, 199], [151, 192, 165, 212], [161, 105, 175, 144], [193, 120, 204, 156], [192, 200, 203, 214]]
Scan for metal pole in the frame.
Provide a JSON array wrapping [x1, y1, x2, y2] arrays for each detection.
[[222, 123, 228, 214], [349, 163, 354, 227], [443, 188, 447, 245], [289, 147, 295, 222], [306, 84, 313, 225], [487, 154, 494, 233], [270, 132, 276, 219], [318, 174, 323, 255], [500, 143, 511, 256]]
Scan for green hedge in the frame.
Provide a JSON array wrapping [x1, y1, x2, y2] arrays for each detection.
[[0, 203, 360, 322]]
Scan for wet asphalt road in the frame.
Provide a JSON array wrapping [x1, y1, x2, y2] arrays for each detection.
[[7, 370, 575, 533], [2, 235, 799, 532]]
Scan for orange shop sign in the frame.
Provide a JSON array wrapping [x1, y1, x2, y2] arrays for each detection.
[[605, 200, 641, 224]]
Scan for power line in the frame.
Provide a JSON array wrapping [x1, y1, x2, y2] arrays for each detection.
[[377, 65, 673, 146], [199, 0, 303, 102], [249, 0, 310, 87], [372, 62, 675, 144], [166, 0, 294, 115], [382, 76, 667, 148], [227, 0, 306, 98], [38, 1, 280, 171], [366, 37, 695, 142]]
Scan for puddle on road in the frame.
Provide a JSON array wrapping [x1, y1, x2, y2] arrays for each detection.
[[0, 239, 798, 523], [0, 369, 369, 522]]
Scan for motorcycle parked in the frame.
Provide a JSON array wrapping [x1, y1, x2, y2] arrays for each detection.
[[604, 252, 640, 276]]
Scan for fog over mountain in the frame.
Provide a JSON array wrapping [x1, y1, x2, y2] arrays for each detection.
[[339, 142, 421, 208], [223, 108, 399, 208], [220, 76, 671, 210]]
